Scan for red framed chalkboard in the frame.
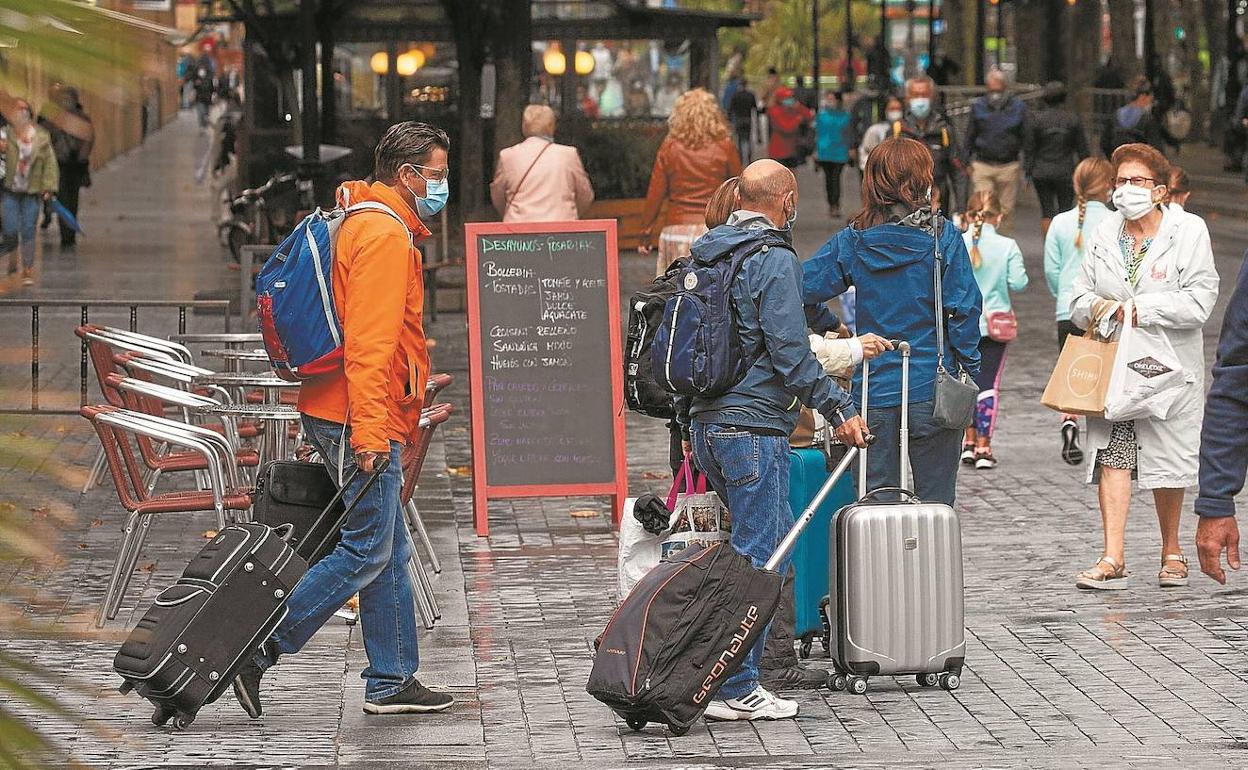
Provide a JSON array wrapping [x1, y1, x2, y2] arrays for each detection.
[[465, 219, 628, 536]]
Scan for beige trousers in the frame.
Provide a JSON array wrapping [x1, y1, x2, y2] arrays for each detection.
[[971, 160, 1022, 235]]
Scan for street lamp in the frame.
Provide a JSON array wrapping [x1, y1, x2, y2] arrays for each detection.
[[397, 49, 425, 77], [543, 44, 567, 76], [574, 49, 595, 76], [369, 50, 389, 75]]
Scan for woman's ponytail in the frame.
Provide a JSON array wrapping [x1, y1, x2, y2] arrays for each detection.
[[970, 219, 983, 268], [1073, 197, 1087, 250]]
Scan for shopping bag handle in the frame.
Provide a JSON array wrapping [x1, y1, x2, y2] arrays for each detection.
[[665, 454, 707, 510]]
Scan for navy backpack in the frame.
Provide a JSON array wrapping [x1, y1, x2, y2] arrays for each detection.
[[651, 232, 787, 398]]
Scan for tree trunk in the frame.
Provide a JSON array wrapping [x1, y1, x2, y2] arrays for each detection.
[[490, 0, 531, 159], [1014, 0, 1049, 84], [1066, 0, 1102, 117], [443, 0, 488, 219], [1107, 0, 1141, 79], [941, 0, 973, 86]]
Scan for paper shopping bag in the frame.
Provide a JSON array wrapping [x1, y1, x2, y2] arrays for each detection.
[[1041, 327, 1118, 416]]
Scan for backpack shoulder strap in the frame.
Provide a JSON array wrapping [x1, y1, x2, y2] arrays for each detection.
[[892, 121, 902, 138]]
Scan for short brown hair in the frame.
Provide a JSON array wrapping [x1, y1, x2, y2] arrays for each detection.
[[1110, 142, 1170, 189], [850, 137, 933, 230], [1167, 165, 1190, 195]]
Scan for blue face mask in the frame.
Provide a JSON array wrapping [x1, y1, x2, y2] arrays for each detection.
[[403, 165, 450, 219], [909, 97, 932, 119]]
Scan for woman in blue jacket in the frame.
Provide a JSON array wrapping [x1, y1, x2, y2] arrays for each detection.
[[1042, 156, 1113, 464], [814, 90, 852, 218], [961, 190, 1028, 470], [803, 137, 983, 505]]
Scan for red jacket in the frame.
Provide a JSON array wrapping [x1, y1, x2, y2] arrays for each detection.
[[767, 102, 813, 162]]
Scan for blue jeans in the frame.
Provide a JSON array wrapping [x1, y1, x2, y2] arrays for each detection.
[[864, 399, 961, 506], [2, 191, 40, 269], [260, 415, 419, 700], [690, 422, 791, 701]]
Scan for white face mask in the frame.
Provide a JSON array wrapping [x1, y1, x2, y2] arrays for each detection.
[[1112, 184, 1157, 220]]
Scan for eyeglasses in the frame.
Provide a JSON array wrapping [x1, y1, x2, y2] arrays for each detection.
[[409, 164, 449, 182], [1113, 176, 1157, 188]]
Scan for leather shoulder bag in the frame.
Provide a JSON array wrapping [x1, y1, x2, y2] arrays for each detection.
[[930, 218, 979, 430]]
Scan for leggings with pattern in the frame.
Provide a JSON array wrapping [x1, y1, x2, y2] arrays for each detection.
[[972, 336, 1009, 438]]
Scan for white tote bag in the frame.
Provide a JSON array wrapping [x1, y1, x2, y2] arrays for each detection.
[[659, 458, 729, 561], [1103, 302, 1191, 422], [616, 497, 680, 597]]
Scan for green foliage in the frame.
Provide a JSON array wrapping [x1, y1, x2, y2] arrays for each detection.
[[722, 0, 881, 80], [0, 0, 144, 101], [557, 117, 667, 200]]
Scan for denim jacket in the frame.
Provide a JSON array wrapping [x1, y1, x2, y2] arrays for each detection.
[[682, 217, 856, 435]]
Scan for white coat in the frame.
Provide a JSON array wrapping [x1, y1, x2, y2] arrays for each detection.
[[1069, 205, 1220, 489]]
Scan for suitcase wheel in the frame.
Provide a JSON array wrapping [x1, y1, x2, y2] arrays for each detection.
[[938, 672, 961, 691], [151, 705, 176, 727], [625, 717, 647, 732], [668, 723, 689, 737], [172, 713, 195, 731], [916, 672, 940, 688], [828, 672, 847, 692], [846, 675, 868, 695]]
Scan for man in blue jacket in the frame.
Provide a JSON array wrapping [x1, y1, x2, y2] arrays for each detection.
[[683, 159, 868, 722], [1195, 255, 1248, 583], [964, 69, 1032, 234]]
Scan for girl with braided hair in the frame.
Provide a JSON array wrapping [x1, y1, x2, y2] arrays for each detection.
[[959, 190, 1028, 469], [1043, 157, 1114, 465]]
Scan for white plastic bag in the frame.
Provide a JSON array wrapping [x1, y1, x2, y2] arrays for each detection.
[[1104, 302, 1191, 422], [616, 497, 679, 597]]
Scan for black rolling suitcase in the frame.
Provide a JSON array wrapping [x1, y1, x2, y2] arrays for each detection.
[[114, 462, 386, 730], [587, 446, 862, 735], [252, 460, 346, 564]]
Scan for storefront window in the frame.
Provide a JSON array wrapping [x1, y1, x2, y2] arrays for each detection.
[[533, 39, 690, 119], [335, 42, 455, 121]]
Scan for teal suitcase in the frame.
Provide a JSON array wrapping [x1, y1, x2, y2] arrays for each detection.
[[788, 441, 855, 657]]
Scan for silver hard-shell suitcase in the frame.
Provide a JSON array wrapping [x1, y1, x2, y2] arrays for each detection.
[[825, 342, 966, 695]]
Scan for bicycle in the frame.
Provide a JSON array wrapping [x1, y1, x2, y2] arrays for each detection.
[[218, 172, 298, 263]]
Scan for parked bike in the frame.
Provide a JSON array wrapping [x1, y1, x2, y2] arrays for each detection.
[[218, 172, 298, 263]]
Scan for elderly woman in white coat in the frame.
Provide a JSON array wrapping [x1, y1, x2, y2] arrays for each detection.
[[1069, 143, 1219, 591]]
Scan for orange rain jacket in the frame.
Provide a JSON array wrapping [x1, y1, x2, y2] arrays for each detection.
[[297, 180, 432, 453]]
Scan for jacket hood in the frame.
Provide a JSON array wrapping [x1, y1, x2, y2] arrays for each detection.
[[691, 223, 774, 262], [853, 223, 943, 273], [336, 180, 430, 239], [1115, 104, 1144, 130]]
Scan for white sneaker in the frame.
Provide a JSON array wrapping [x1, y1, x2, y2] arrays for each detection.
[[702, 685, 799, 721]]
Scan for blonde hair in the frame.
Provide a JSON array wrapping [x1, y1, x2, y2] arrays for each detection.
[[522, 104, 557, 138], [667, 88, 730, 150], [1071, 156, 1113, 250], [963, 190, 1001, 268]]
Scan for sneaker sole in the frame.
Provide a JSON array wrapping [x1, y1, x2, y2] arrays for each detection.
[[1061, 424, 1083, 465], [363, 700, 454, 715]]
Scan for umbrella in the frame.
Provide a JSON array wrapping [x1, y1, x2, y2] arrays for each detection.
[[49, 199, 83, 235]]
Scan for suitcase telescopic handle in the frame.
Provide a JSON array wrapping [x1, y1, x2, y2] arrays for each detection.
[[304, 456, 392, 559], [765, 434, 874, 572], [859, 486, 920, 504]]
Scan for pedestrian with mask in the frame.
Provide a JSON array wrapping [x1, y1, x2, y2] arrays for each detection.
[[892, 76, 965, 214], [858, 94, 903, 175], [1027, 81, 1088, 237], [959, 190, 1027, 470], [1043, 156, 1114, 465], [1, 98, 58, 286], [1101, 76, 1173, 157], [1069, 143, 1219, 590], [964, 69, 1032, 234], [767, 86, 814, 169], [232, 122, 455, 717], [803, 137, 982, 505], [814, 90, 852, 218]]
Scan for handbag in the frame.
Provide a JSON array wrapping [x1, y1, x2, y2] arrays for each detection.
[[660, 456, 729, 561], [1041, 325, 1118, 415], [1103, 301, 1191, 421], [929, 218, 979, 430], [986, 310, 1018, 343]]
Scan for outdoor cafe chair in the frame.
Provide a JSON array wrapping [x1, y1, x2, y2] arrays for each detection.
[[82, 405, 252, 627]]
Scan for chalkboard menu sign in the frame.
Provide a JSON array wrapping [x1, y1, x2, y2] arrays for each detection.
[[465, 220, 628, 536]]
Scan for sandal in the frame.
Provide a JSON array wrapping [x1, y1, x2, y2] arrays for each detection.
[[1076, 555, 1129, 590], [1159, 553, 1189, 588], [1061, 419, 1084, 466]]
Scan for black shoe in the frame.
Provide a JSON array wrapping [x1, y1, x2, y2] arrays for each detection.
[[231, 643, 272, 719], [1060, 419, 1084, 466], [363, 678, 454, 714], [760, 663, 830, 692]]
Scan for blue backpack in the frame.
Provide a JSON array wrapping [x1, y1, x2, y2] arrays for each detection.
[[256, 201, 406, 381], [651, 232, 787, 398]]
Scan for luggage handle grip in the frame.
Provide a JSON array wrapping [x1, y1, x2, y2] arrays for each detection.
[[859, 486, 920, 504], [273, 522, 297, 544], [305, 456, 391, 559]]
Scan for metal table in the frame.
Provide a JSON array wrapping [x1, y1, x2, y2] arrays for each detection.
[[169, 333, 262, 349], [195, 402, 302, 463], [191, 373, 301, 461], [200, 348, 271, 373]]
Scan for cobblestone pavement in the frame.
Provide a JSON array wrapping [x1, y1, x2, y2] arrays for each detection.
[[4, 115, 1248, 769]]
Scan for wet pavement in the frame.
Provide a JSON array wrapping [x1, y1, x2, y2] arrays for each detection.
[[3, 112, 1248, 769]]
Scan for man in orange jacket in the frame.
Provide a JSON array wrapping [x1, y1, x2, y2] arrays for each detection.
[[234, 122, 453, 717]]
